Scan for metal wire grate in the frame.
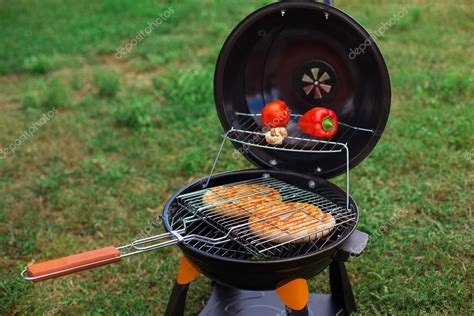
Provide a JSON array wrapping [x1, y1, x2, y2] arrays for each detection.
[[225, 112, 374, 154], [170, 176, 357, 260]]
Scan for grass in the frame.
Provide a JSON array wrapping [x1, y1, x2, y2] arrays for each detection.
[[95, 71, 120, 98], [22, 54, 56, 75], [0, 0, 473, 315], [112, 97, 158, 129]]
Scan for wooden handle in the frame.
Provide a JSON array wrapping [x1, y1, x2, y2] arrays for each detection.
[[26, 246, 121, 282]]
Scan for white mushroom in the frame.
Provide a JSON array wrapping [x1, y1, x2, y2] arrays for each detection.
[[265, 127, 288, 145]]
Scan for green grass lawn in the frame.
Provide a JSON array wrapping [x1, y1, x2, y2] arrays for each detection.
[[0, 0, 472, 314]]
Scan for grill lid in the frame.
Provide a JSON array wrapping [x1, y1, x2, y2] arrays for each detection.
[[214, 1, 390, 179]]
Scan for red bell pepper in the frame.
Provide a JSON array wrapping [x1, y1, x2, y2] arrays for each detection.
[[298, 107, 338, 138]]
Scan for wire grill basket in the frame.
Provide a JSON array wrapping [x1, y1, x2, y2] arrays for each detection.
[[171, 176, 357, 260]]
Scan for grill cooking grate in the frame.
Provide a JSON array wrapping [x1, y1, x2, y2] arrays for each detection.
[[170, 176, 357, 260], [225, 112, 374, 154]]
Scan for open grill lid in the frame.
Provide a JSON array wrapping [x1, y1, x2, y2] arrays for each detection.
[[214, 1, 391, 179]]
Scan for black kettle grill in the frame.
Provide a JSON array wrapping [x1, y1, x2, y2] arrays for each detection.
[[21, 1, 390, 315]]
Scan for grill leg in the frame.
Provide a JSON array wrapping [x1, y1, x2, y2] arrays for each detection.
[[164, 256, 201, 316], [276, 278, 309, 316], [329, 229, 369, 314], [330, 259, 357, 314], [284, 305, 309, 316]]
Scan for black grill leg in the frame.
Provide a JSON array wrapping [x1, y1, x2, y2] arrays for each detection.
[[165, 256, 200, 316], [330, 260, 357, 314], [329, 229, 368, 314], [285, 305, 310, 316], [165, 282, 190, 316]]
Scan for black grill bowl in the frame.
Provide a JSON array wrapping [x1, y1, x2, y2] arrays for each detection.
[[162, 170, 358, 290]]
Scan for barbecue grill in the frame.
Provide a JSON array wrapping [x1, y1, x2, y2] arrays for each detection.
[[21, 1, 390, 315]]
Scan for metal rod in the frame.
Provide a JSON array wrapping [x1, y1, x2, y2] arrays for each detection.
[[226, 136, 342, 153], [204, 131, 230, 188], [323, 0, 333, 6], [343, 144, 350, 210]]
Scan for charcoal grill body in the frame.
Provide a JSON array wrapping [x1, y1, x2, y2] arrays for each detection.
[[162, 169, 359, 290]]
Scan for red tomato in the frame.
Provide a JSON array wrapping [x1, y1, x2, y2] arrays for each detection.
[[261, 100, 290, 128]]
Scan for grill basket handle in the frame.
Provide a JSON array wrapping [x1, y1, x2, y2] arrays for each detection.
[[22, 246, 121, 283], [21, 231, 183, 282]]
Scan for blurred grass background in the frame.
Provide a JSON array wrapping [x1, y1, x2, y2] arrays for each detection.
[[0, 0, 472, 314]]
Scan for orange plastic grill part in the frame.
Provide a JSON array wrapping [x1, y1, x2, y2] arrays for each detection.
[[176, 256, 201, 285], [276, 278, 309, 310]]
